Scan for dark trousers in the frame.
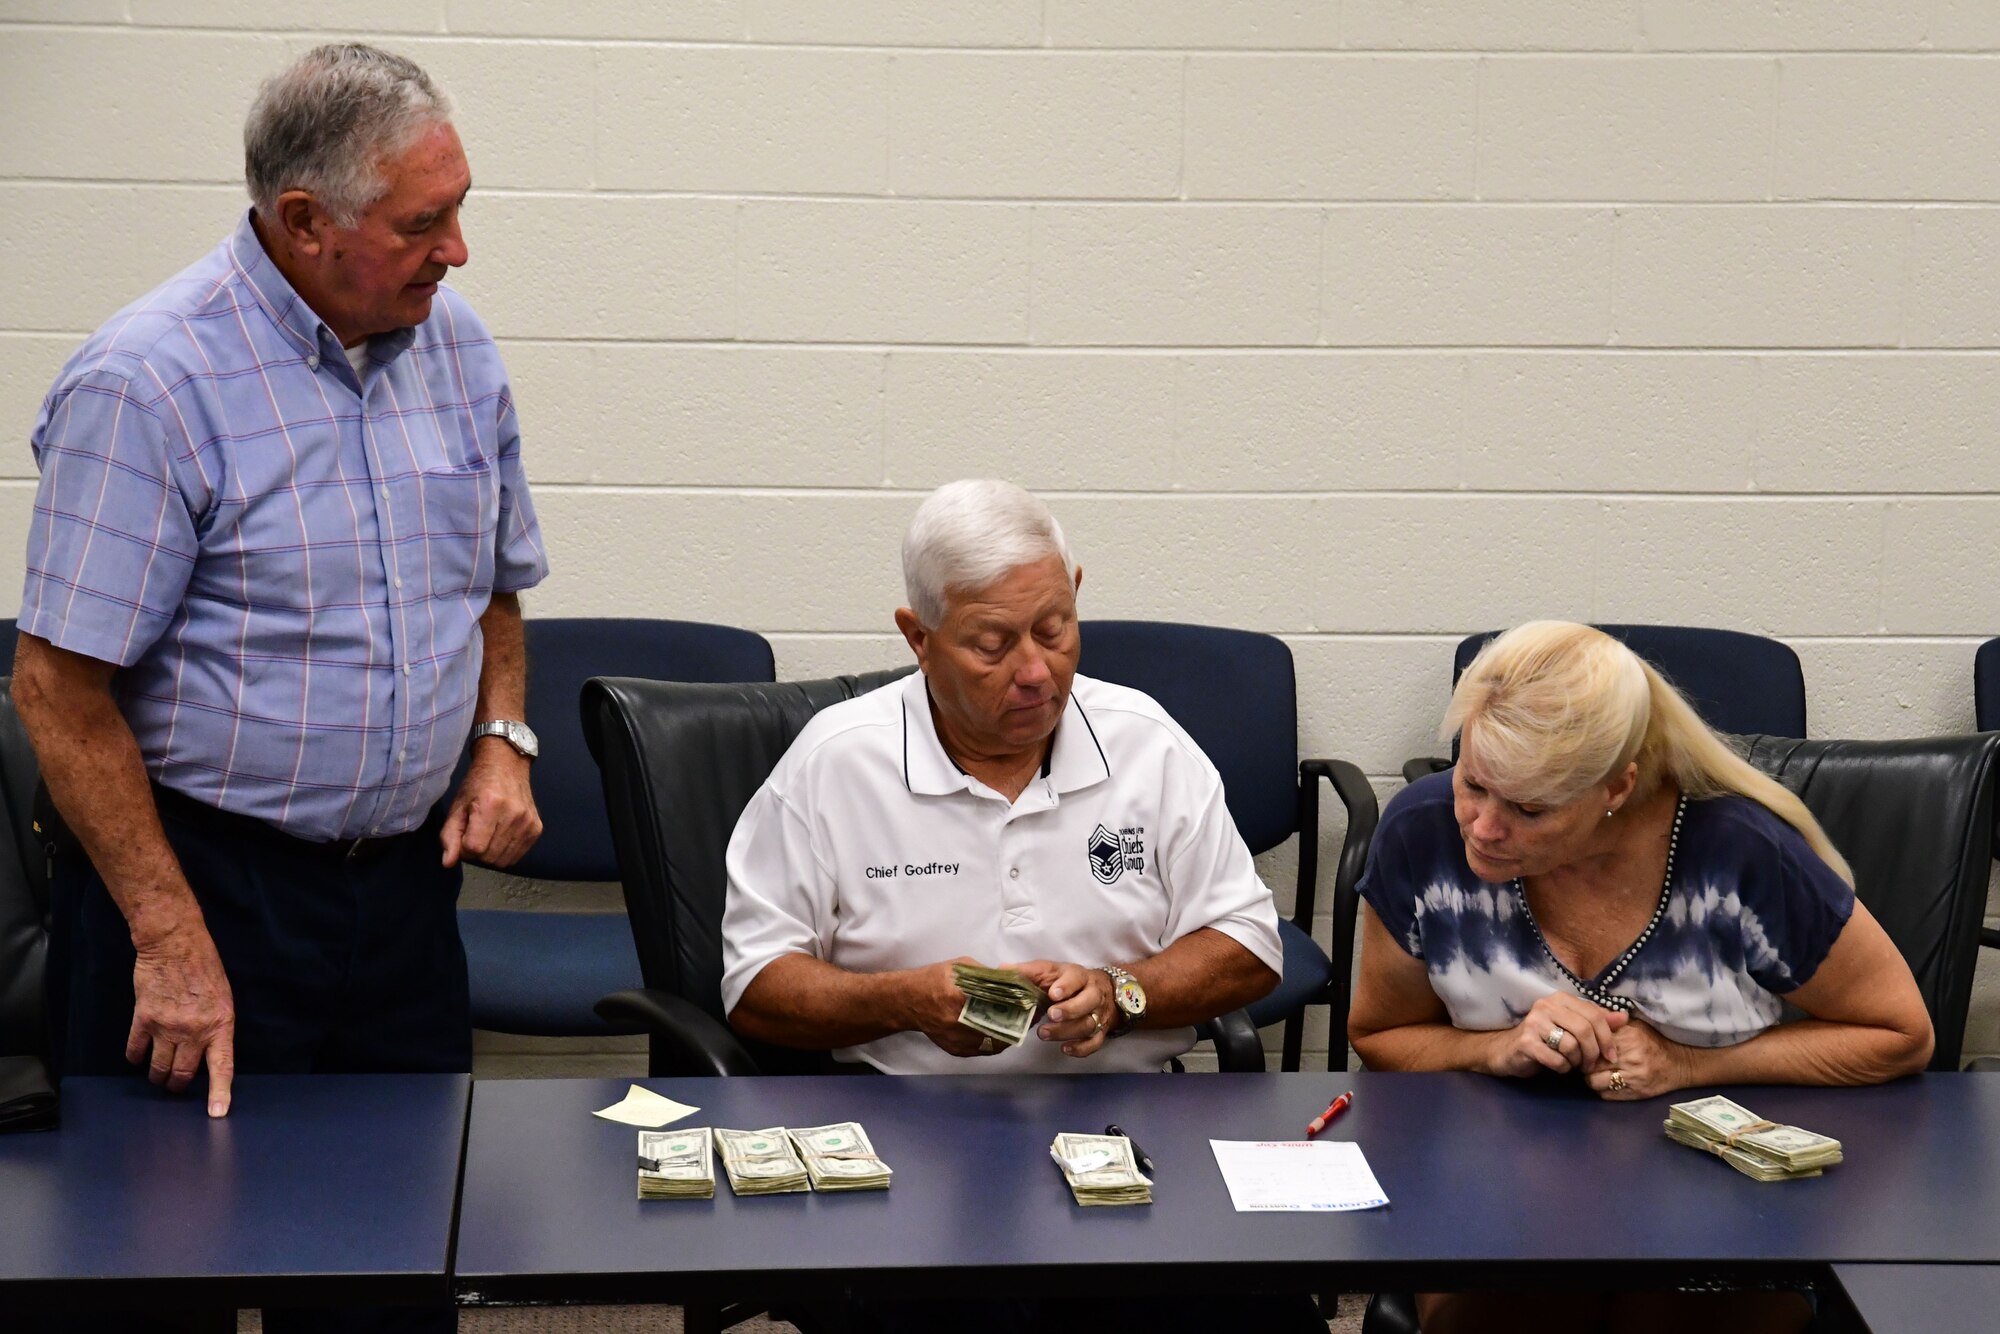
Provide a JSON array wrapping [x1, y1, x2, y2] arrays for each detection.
[[50, 789, 468, 1334]]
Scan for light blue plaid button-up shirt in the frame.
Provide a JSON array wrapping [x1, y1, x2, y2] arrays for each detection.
[[23, 211, 548, 841]]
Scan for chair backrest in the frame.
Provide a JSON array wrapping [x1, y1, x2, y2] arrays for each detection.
[[1454, 624, 1807, 740], [1739, 733, 2000, 1072], [497, 618, 775, 883], [581, 668, 912, 1074], [1079, 621, 1298, 855], [0, 678, 48, 1059], [1977, 637, 2000, 732]]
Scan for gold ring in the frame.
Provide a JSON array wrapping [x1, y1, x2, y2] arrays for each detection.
[[1608, 1069, 1628, 1092], [1090, 1012, 1105, 1036], [978, 1036, 998, 1055]]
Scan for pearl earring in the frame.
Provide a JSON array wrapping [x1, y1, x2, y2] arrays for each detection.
[[1605, 808, 1615, 819]]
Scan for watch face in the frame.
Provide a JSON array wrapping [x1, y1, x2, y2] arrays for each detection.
[[1113, 977, 1145, 1015]]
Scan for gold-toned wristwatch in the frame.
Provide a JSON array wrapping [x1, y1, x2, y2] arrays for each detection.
[[1098, 965, 1146, 1037]]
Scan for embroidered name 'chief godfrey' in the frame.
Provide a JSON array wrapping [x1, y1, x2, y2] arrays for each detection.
[[865, 862, 962, 879]]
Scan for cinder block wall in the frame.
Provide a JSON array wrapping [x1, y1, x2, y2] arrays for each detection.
[[3, 3, 1996, 1070]]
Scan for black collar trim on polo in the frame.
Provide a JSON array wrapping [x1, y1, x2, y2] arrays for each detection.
[[898, 674, 1105, 795]]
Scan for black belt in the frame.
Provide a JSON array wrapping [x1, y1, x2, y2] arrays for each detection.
[[150, 784, 430, 868]]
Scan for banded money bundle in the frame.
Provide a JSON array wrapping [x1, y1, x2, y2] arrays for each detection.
[[637, 1127, 715, 1200], [788, 1122, 893, 1191], [953, 963, 1048, 1049], [1664, 1095, 1843, 1182], [716, 1126, 811, 1195], [1049, 1131, 1152, 1206]]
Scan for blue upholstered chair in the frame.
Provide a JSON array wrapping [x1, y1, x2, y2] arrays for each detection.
[[458, 617, 774, 1037], [1402, 623, 1807, 784], [1078, 621, 1378, 1072]]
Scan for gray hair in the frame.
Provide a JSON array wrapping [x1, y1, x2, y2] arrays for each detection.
[[901, 480, 1076, 628], [244, 44, 453, 228]]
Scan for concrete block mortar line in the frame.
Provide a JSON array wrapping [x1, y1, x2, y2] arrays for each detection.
[[1175, 51, 1189, 201], [1766, 55, 1782, 202]]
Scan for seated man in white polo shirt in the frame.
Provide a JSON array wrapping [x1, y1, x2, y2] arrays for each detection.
[[721, 478, 1284, 1072]]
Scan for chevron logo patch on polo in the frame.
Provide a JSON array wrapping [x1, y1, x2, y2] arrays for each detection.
[[1088, 824, 1125, 883]]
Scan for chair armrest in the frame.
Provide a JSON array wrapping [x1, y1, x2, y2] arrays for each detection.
[[1966, 1056, 2000, 1073], [594, 988, 762, 1077], [1401, 756, 1450, 786], [1205, 1007, 1265, 1073], [1983, 926, 2000, 951], [1295, 759, 1381, 925], [1296, 759, 1382, 1074]]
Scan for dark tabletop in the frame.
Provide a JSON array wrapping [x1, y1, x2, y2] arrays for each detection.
[[1830, 1263, 2000, 1334], [454, 1069, 2000, 1305], [0, 1073, 469, 1311]]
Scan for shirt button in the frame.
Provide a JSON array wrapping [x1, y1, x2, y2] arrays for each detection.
[[403, 664, 412, 676], [1009, 867, 1020, 879], [306, 354, 319, 369], [379, 486, 389, 500], [394, 576, 403, 589]]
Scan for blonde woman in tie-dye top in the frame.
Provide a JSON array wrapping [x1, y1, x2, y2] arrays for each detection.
[[1349, 622, 1932, 1334]]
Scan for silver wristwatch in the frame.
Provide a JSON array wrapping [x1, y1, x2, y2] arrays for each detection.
[[1098, 964, 1147, 1037], [470, 719, 539, 760]]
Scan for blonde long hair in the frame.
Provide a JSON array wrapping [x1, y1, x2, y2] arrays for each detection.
[[1444, 621, 1852, 885]]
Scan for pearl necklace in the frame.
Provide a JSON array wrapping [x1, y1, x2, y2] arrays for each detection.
[[1511, 794, 1686, 1015]]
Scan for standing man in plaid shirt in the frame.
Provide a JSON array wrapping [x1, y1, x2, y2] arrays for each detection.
[[13, 42, 546, 1166]]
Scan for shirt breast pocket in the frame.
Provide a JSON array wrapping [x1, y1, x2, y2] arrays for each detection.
[[414, 460, 497, 598]]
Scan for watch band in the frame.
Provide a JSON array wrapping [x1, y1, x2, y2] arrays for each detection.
[[470, 719, 538, 760]]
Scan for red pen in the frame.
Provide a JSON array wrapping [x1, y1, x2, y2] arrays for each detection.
[[1306, 1090, 1354, 1137]]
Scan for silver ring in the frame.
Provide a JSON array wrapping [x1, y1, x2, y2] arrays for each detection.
[[977, 1036, 998, 1055], [1544, 1026, 1568, 1052]]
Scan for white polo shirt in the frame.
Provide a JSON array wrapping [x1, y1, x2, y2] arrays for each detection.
[[720, 669, 1285, 1074]]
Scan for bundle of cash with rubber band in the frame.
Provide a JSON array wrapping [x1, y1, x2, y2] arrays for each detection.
[[715, 1126, 811, 1195], [1049, 1131, 1152, 1206], [637, 1126, 715, 1199], [953, 962, 1048, 1049], [1663, 1095, 1843, 1181], [787, 1121, 893, 1191]]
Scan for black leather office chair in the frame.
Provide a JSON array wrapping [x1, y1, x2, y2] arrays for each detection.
[[1362, 730, 2000, 1334], [580, 671, 1267, 1079], [1079, 621, 1379, 1071], [1975, 637, 1999, 957], [0, 674, 58, 1131], [1741, 734, 2000, 1075], [456, 617, 775, 1038], [1402, 624, 1807, 784]]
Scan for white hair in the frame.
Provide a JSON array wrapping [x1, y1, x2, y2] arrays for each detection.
[[901, 480, 1076, 627], [244, 44, 453, 229]]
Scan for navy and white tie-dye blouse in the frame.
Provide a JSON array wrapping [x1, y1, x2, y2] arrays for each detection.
[[1358, 771, 1855, 1048]]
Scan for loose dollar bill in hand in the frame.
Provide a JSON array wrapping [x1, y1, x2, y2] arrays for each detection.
[[1050, 1131, 1152, 1206], [716, 1126, 812, 1195], [953, 962, 1048, 1049], [1664, 1094, 1843, 1182], [637, 1126, 715, 1200], [788, 1122, 893, 1191]]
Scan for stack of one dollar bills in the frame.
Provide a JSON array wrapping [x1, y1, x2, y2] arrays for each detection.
[[1663, 1094, 1844, 1181], [716, 1126, 812, 1195], [788, 1122, 893, 1191], [637, 1127, 715, 1199], [953, 962, 1048, 1048], [1049, 1131, 1152, 1206]]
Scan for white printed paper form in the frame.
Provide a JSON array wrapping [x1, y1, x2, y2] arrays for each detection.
[[1208, 1140, 1389, 1212]]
